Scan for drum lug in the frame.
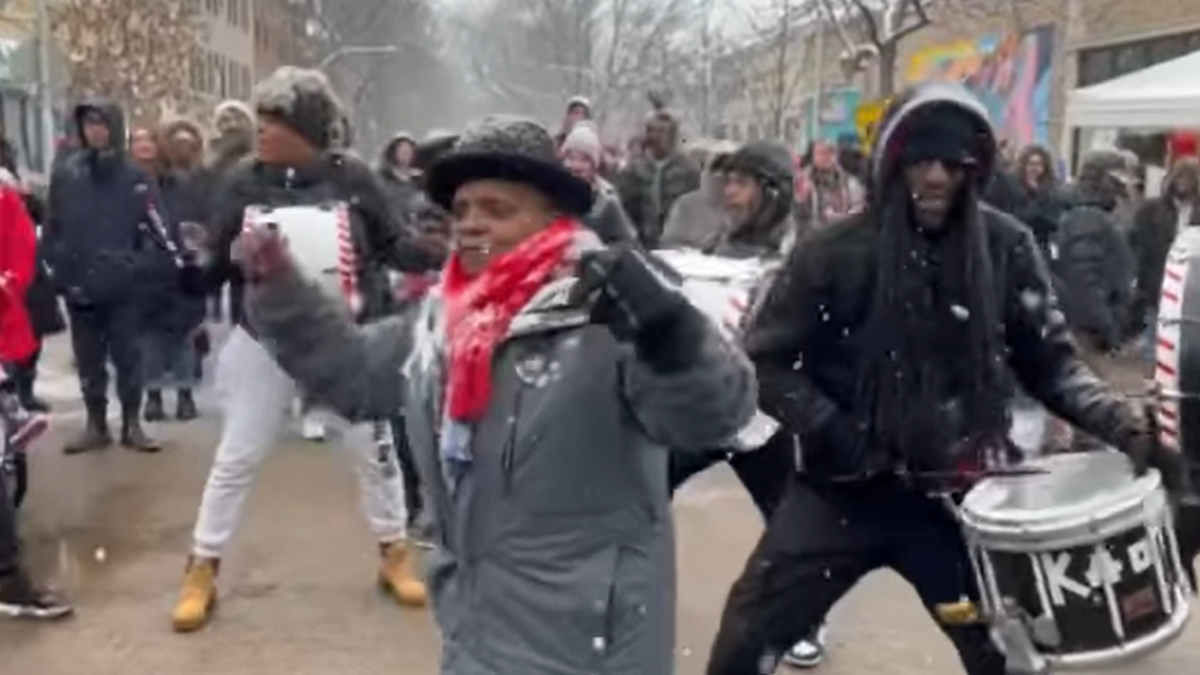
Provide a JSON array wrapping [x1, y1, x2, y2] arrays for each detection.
[[991, 599, 1051, 675]]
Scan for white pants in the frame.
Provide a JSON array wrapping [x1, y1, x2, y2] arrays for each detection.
[[191, 327, 407, 558]]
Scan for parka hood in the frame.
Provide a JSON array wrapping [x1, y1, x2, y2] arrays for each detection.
[[214, 100, 255, 131], [379, 131, 417, 170], [869, 83, 995, 200], [73, 98, 126, 153]]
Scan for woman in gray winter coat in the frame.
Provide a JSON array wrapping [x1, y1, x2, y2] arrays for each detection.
[[237, 116, 756, 675]]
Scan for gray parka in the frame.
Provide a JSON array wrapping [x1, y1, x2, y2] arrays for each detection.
[[245, 230, 756, 675]]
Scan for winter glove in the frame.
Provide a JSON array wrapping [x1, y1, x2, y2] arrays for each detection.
[[1115, 404, 1197, 498], [570, 244, 706, 373], [233, 221, 294, 283]]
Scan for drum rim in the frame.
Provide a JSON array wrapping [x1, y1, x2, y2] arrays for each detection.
[[960, 453, 1160, 528]]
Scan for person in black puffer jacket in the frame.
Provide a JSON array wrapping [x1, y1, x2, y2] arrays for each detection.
[[171, 66, 438, 634], [1052, 150, 1137, 355]]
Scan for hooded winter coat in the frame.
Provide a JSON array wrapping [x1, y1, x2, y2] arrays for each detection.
[[744, 84, 1135, 494], [1130, 160, 1200, 323], [659, 160, 730, 250], [706, 140, 799, 258], [44, 99, 165, 307], [242, 225, 756, 675]]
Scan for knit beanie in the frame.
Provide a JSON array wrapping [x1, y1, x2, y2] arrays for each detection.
[[253, 66, 343, 150], [560, 122, 602, 165]]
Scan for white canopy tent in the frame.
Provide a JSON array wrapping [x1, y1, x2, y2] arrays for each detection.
[[1065, 48, 1200, 130], [1062, 48, 1200, 173]]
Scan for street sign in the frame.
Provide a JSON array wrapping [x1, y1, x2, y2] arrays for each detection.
[[855, 98, 889, 150]]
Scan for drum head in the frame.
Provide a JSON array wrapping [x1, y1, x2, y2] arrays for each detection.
[[961, 452, 1159, 527]]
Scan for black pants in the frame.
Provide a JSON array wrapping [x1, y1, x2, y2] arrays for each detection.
[[67, 302, 143, 415], [668, 431, 794, 519], [706, 477, 1006, 675], [390, 414, 423, 522], [0, 458, 20, 577]]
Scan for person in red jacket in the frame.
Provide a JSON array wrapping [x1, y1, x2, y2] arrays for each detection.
[[0, 174, 47, 451], [0, 172, 69, 621]]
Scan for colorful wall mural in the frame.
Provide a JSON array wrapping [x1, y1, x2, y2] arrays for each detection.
[[796, 88, 862, 150], [906, 25, 1056, 147]]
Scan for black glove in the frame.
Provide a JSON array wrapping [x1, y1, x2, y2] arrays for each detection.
[[570, 245, 705, 372], [1118, 404, 1198, 499]]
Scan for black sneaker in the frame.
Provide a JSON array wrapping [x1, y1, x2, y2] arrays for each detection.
[[783, 625, 828, 669], [0, 573, 74, 620]]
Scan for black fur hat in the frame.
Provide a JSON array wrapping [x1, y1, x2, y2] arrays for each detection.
[[253, 66, 343, 150], [425, 115, 593, 216]]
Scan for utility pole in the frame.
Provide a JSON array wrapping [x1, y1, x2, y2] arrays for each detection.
[[811, 13, 825, 146], [700, 0, 714, 136], [35, 0, 54, 174]]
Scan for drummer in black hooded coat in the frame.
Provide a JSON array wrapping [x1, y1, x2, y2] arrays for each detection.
[[705, 84, 1183, 675]]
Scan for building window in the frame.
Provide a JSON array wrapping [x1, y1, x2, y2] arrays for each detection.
[[1078, 29, 1200, 87]]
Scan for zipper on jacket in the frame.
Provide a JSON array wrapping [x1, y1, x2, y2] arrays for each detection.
[[501, 384, 526, 495]]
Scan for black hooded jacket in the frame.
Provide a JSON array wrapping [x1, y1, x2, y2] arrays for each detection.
[[1052, 151, 1136, 348], [743, 85, 1134, 481], [209, 152, 443, 329], [44, 99, 165, 306]]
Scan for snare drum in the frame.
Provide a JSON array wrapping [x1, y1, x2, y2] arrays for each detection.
[[652, 249, 781, 450], [1156, 227, 1200, 461], [652, 249, 773, 340], [960, 452, 1192, 670]]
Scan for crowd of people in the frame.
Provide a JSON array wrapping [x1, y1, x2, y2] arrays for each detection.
[[0, 61, 1199, 675]]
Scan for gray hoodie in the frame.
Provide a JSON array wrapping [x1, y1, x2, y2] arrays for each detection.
[[245, 228, 756, 675]]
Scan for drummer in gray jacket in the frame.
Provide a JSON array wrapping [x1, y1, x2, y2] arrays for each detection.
[[237, 116, 756, 675]]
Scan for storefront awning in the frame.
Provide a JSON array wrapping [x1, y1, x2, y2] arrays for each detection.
[[1066, 48, 1200, 129]]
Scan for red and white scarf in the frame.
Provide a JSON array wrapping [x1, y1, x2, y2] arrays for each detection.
[[441, 217, 579, 422]]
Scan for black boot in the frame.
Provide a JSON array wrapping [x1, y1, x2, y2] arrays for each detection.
[[63, 402, 112, 455], [121, 413, 161, 454], [143, 390, 165, 422], [176, 389, 198, 421], [11, 367, 49, 414]]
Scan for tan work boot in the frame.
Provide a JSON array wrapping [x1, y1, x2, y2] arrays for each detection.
[[378, 542, 427, 608], [172, 557, 219, 632]]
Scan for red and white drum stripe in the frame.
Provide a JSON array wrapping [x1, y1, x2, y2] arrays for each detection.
[[1155, 252, 1187, 450], [334, 203, 362, 316], [721, 292, 750, 339]]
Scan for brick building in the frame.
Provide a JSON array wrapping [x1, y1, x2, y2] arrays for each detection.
[[253, 0, 314, 79], [189, 0, 256, 111]]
